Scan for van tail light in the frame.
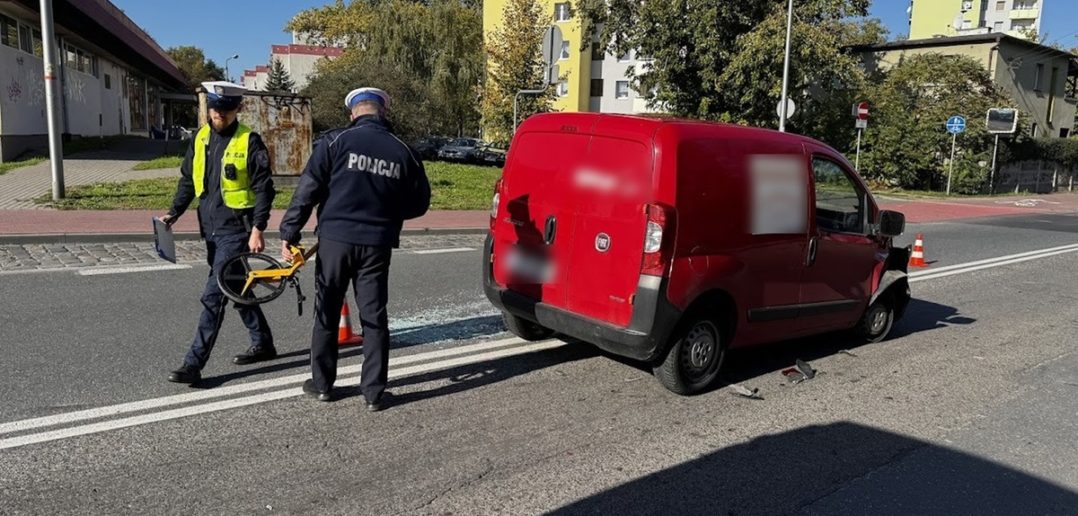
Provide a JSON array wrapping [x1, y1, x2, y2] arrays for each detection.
[[490, 178, 503, 230], [641, 203, 675, 276]]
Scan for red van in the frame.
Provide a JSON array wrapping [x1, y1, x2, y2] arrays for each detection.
[[483, 113, 910, 395]]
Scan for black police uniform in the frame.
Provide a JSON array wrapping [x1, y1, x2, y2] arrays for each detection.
[[168, 120, 276, 374], [280, 114, 431, 404]]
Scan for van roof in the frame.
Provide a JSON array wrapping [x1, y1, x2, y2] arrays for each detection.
[[518, 112, 827, 149]]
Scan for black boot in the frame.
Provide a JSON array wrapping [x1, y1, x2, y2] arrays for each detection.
[[168, 364, 201, 384], [232, 346, 278, 365]]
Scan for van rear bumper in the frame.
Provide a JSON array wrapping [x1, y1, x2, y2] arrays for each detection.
[[483, 234, 682, 363]]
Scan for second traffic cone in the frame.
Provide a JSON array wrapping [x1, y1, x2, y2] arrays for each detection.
[[338, 303, 364, 347], [909, 233, 928, 268]]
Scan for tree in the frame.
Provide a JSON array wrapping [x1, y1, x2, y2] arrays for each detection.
[[264, 57, 296, 93], [166, 46, 224, 91], [577, 0, 880, 135], [480, 0, 553, 145], [858, 53, 1010, 193], [293, 0, 483, 139]]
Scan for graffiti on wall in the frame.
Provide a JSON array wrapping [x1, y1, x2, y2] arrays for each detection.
[[2, 53, 46, 109]]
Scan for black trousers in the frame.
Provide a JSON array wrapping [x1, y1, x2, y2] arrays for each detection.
[[310, 237, 392, 401], [184, 232, 273, 369]]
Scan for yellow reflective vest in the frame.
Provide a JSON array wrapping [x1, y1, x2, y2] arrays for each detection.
[[192, 123, 257, 209]]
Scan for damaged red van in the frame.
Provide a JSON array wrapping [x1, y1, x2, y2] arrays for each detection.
[[484, 113, 910, 395]]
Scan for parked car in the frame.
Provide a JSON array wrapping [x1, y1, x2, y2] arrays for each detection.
[[484, 113, 910, 395], [438, 138, 482, 162], [476, 143, 507, 167], [413, 136, 450, 161]]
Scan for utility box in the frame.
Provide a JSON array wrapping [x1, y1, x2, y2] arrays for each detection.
[[198, 89, 313, 176]]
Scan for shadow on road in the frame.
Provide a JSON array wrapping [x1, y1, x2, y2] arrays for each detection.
[[549, 422, 1078, 515], [195, 315, 507, 388], [891, 297, 976, 338], [333, 342, 599, 405]]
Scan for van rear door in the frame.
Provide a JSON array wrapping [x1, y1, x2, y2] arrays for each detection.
[[562, 127, 655, 328], [491, 125, 592, 309]]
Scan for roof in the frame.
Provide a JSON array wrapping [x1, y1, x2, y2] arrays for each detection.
[[12, 0, 187, 90], [270, 44, 344, 57], [852, 33, 1077, 62]]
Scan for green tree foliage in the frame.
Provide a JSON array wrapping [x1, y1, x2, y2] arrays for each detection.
[[577, 0, 880, 132], [166, 46, 224, 91], [294, 0, 483, 140], [480, 0, 554, 146], [264, 57, 296, 93], [857, 53, 1010, 193]]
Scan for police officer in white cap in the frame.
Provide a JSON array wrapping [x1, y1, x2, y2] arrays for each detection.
[[161, 81, 277, 385], [280, 87, 430, 410]]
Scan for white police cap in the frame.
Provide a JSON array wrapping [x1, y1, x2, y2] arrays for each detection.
[[201, 81, 247, 98], [344, 87, 391, 109]]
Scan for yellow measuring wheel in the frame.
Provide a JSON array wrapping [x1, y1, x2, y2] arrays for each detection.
[[217, 243, 319, 315]]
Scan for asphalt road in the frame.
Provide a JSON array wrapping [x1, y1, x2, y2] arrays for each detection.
[[2, 215, 1078, 515]]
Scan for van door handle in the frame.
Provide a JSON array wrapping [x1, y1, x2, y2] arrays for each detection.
[[807, 237, 819, 267], [544, 216, 557, 245]]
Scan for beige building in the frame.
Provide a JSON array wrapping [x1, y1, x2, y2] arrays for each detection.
[[908, 0, 1043, 40], [857, 33, 1077, 138], [241, 33, 343, 93]]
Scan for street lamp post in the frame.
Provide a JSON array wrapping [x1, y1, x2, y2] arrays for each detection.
[[224, 54, 239, 83], [778, 0, 794, 132], [40, 0, 65, 200], [513, 89, 547, 134]]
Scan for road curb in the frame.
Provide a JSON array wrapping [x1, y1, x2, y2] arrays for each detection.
[[0, 227, 489, 245]]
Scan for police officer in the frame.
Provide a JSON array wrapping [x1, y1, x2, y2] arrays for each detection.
[[162, 81, 277, 385], [280, 86, 431, 411]]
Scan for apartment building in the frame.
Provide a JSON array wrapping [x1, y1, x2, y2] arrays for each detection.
[[482, 0, 657, 115], [908, 0, 1043, 40], [241, 32, 344, 93]]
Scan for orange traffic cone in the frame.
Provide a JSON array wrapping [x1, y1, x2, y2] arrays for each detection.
[[338, 303, 364, 347], [909, 233, 928, 268]]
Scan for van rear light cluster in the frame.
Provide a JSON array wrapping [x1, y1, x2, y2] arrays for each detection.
[[490, 178, 503, 230], [641, 203, 675, 276]]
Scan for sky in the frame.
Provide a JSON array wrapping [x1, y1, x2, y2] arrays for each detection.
[[112, 0, 1078, 83]]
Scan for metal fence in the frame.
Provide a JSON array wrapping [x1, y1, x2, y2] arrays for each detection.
[[994, 160, 1078, 194]]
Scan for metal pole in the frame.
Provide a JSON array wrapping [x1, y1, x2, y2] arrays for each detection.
[[947, 132, 957, 195], [40, 0, 65, 201], [513, 92, 519, 135], [989, 134, 999, 194], [855, 127, 862, 170], [778, 0, 794, 132]]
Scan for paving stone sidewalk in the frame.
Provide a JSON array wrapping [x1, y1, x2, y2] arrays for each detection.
[[0, 150, 178, 210], [0, 234, 487, 273]]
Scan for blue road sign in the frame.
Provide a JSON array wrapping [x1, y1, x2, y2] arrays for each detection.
[[946, 115, 967, 135]]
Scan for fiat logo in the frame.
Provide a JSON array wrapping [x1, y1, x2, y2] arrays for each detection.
[[595, 233, 611, 252]]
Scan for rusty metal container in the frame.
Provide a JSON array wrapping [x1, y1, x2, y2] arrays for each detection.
[[198, 90, 312, 176]]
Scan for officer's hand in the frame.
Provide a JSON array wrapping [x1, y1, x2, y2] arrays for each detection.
[[248, 228, 265, 254], [281, 241, 294, 263], [159, 214, 175, 227]]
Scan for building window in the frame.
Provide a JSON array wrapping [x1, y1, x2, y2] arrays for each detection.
[[993, 21, 1004, 31], [557, 80, 569, 97], [31, 29, 41, 57], [1030, 122, 1039, 137], [615, 81, 630, 99], [0, 14, 17, 49], [1034, 63, 1044, 91], [105, 73, 112, 90], [1048, 66, 1059, 120], [559, 40, 570, 60], [618, 50, 631, 62], [961, 19, 974, 29], [18, 23, 31, 53], [589, 79, 603, 97], [996, 0, 1006, 9], [554, 3, 571, 22], [63, 42, 97, 76], [1014, 0, 1036, 9], [591, 43, 604, 61]]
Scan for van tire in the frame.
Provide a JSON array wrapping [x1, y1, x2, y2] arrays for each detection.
[[858, 294, 895, 343], [654, 316, 726, 395], [502, 312, 554, 341]]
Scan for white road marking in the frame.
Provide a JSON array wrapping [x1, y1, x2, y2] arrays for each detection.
[[77, 264, 191, 276], [0, 339, 565, 451], [909, 243, 1078, 278], [910, 246, 1078, 283], [412, 247, 476, 255], [0, 336, 525, 437]]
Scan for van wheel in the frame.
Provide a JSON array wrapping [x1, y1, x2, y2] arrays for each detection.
[[858, 294, 895, 343], [654, 317, 725, 395], [502, 312, 554, 341]]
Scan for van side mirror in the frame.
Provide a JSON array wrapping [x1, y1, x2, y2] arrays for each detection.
[[878, 210, 905, 237]]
